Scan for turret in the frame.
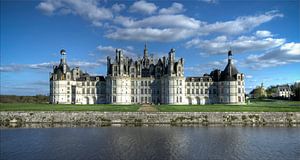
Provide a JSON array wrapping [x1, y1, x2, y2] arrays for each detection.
[[168, 48, 175, 75]]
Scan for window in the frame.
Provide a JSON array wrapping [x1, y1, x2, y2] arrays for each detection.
[[113, 80, 116, 85], [187, 89, 190, 94], [205, 83, 208, 86], [92, 88, 95, 94], [141, 89, 144, 94], [87, 82, 90, 86], [131, 89, 134, 94], [180, 97, 182, 102], [113, 88, 116, 94], [82, 89, 85, 94], [131, 81, 134, 86], [238, 81, 241, 85], [148, 89, 151, 94], [82, 82, 85, 86], [131, 97, 134, 102], [196, 89, 199, 94], [145, 89, 147, 94], [113, 96, 116, 102], [192, 89, 194, 94], [187, 83, 190, 86], [180, 88, 182, 94], [238, 88, 241, 93], [87, 88, 90, 94], [180, 80, 182, 86], [145, 81, 147, 86], [141, 81, 144, 86], [205, 89, 208, 94]]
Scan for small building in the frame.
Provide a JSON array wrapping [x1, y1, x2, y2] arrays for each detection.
[[275, 85, 293, 98]]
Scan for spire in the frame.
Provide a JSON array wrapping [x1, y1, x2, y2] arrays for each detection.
[[144, 42, 148, 58], [228, 50, 232, 64]]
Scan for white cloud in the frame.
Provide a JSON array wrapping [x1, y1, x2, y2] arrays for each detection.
[[255, 30, 273, 37], [159, 2, 185, 15], [0, 60, 105, 73], [113, 14, 201, 29], [36, 1, 56, 15], [199, 0, 218, 4], [246, 75, 253, 79], [185, 60, 226, 75], [36, 0, 113, 27], [129, 0, 158, 15], [112, 3, 126, 13], [186, 33, 285, 54], [202, 10, 283, 35], [106, 27, 196, 42], [97, 45, 138, 58], [108, 10, 283, 42], [244, 42, 300, 69]]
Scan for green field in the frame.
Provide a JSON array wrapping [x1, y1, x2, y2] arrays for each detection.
[[0, 99, 300, 112]]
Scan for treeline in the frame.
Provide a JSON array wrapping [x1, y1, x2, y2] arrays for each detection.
[[0, 95, 49, 103]]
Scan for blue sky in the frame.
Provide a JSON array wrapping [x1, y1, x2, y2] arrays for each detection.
[[1, 0, 299, 95]]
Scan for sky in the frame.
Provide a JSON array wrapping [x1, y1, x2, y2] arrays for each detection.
[[0, 0, 299, 96]]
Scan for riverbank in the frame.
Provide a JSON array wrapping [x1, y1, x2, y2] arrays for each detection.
[[1, 99, 300, 112], [1, 112, 300, 127]]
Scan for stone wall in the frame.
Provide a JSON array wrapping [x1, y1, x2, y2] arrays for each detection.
[[1, 112, 300, 126]]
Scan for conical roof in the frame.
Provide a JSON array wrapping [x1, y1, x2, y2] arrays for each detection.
[[219, 61, 239, 81]]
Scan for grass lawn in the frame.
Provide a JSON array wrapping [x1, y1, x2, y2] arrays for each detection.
[[0, 99, 300, 112]]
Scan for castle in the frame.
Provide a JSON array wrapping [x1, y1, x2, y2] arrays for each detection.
[[50, 45, 245, 105]]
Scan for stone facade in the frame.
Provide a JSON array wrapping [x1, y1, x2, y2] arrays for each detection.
[[50, 46, 245, 104]]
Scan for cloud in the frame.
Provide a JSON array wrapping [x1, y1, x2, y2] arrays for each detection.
[[113, 14, 201, 29], [112, 3, 126, 13], [36, 0, 113, 27], [0, 60, 105, 73], [244, 42, 300, 69], [186, 33, 285, 54], [106, 27, 197, 42], [201, 10, 283, 35], [97, 45, 138, 58], [129, 0, 158, 15], [199, 0, 218, 4], [107, 10, 283, 42], [246, 75, 253, 79], [185, 60, 226, 75], [255, 30, 273, 37], [159, 2, 185, 15]]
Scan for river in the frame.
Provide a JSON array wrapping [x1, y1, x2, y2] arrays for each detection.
[[1, 125, 300, 160]]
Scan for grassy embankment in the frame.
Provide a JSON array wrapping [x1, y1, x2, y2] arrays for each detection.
[[0, 99, 300, 112]]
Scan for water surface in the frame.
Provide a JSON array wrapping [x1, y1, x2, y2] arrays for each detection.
[[1, 126, 300, 160]]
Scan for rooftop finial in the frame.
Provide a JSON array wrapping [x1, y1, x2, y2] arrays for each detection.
[[60, 49, 66, 55]]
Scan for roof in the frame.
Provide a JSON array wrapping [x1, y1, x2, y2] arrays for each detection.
[[219, 61, 239, 81], [186, 76, 211, 82], [53, 59, 70, 74]]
